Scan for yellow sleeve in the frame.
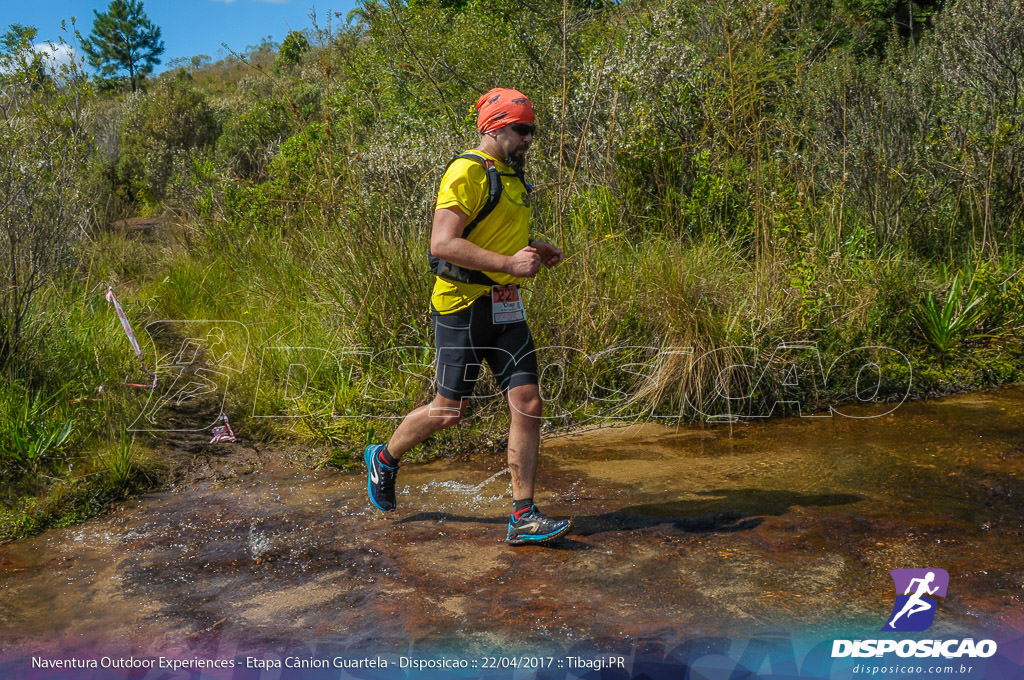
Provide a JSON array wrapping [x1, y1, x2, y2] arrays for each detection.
[[435, 158, 489, 219]]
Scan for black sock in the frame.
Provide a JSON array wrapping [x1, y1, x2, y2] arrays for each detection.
[[513, 498, 534, 518], [378, 445, 399, 467]]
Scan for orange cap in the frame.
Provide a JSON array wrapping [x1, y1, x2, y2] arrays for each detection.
[[476, 88, 534, 134]]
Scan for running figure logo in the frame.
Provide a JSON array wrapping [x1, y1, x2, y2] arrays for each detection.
[[883, 569, 949, 632], [129, 320, 249, 432]]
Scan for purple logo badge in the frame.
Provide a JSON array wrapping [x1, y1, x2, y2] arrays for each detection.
[[882, 569, 949, 632]]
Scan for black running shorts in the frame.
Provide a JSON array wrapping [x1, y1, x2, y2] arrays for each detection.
[[433, 294, 539, 400]]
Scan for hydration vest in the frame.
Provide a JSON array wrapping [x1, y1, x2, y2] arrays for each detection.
[[428, 152, 531, 286]]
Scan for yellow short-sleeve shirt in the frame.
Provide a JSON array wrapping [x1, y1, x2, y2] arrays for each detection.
[[431, 150, 532, 315]]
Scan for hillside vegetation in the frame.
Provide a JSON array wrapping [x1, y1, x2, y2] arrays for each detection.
[[2, 0, 1022, 539]]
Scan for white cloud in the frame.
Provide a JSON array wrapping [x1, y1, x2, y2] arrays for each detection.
[[0, 42, 84, 78], [33, 42, 84, 73]]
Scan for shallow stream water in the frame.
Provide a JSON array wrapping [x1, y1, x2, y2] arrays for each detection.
[[1, 387, 1023, 662]]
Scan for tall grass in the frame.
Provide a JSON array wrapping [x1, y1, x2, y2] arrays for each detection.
[[132, 0, 1024, 445], [0, 276, 160, 539], [100, 428, 139, 491], [0, 388, 74, 487]]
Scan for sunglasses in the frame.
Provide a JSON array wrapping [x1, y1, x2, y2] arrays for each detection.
[[509, 122, 536, 136]]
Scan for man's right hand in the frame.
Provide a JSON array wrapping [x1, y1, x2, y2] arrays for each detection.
[[504, 246, 542, 278]]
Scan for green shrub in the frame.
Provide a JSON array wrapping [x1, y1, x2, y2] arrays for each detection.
[[116, 70, 218, 204], [1, 30, 101, 370], [217, 99, 292, 180], [275, 30, 310, 71]]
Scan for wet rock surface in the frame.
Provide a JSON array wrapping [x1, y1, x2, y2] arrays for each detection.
[[2, 388, 1023, 657]]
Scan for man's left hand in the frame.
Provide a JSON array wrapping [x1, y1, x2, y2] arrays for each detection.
[[531, 240, 564, 268]]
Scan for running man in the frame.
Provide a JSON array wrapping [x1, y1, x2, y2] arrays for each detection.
[[363, 88, 572, 546], [888, 571, 940, 628]]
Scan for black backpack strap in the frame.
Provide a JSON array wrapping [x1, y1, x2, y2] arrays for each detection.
[[429, 152, 511, 287], [451, 152, 503, 240]]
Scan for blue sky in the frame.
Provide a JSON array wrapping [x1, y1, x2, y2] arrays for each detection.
[[5, 0, 357, 72]]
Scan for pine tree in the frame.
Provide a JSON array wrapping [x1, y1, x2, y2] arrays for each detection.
[[275, 30, 309, 71], [81, 0, 164, 91]]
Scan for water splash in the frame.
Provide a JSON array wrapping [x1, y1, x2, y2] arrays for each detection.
[[418, 468, 509, 495], [247, 521, 274, 561], [414, 468, 511, 507]]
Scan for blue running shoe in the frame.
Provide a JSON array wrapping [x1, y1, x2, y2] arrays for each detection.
[[364, 444, 398, 512], [506, 506, 573, 545]]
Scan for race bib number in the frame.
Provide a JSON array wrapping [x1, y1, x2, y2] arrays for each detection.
[[491, 284, 526, 324]]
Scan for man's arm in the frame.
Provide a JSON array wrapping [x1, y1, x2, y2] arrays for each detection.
[[430, 207, 542, 278]]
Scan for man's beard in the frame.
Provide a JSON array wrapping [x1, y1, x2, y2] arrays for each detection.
[[507, 150, 527, 174]]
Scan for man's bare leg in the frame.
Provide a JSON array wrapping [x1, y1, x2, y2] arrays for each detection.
[[386, 393, 468, 460], [506, 383, 542, 500], [364, 393, 465, 512], [504, 383, 573, 544]]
